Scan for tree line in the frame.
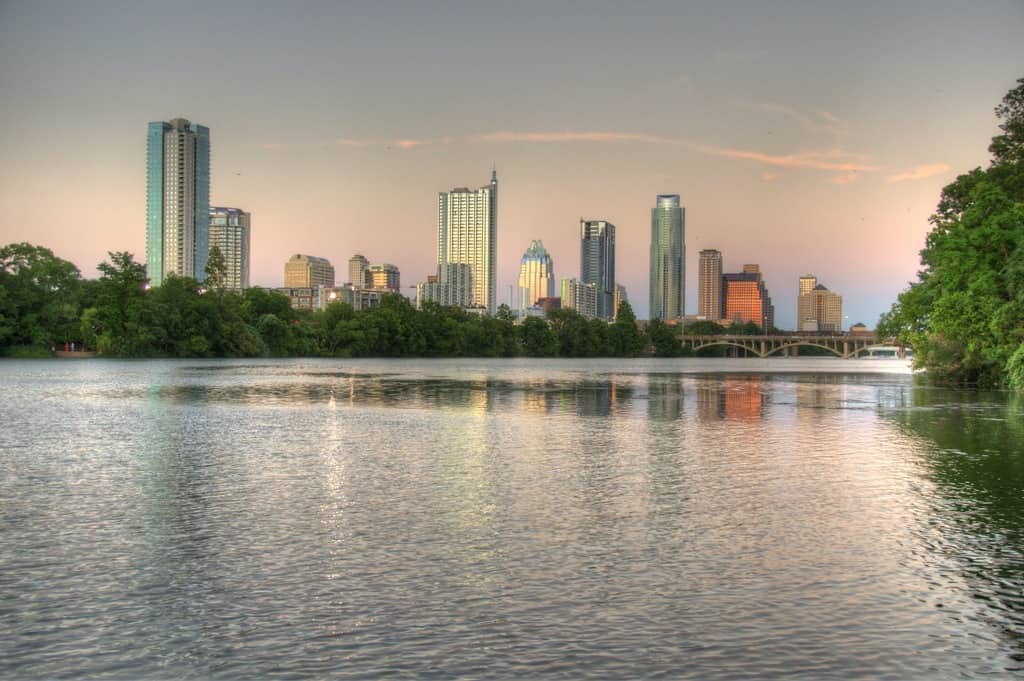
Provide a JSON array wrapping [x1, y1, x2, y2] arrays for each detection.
[[878, 77, 1024, 389], [0, 243, 814, 360]]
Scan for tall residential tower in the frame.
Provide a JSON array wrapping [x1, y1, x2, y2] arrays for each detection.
[[698, 249, 723, 320], [146, 118, 210, 285], [580, 220, 616, 320], [649, 194, 685, 320], [208, 207, 250, 289], [437, 170, 498, 313]]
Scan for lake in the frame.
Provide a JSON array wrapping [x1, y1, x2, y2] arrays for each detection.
[[2, 358, 1022, 678]]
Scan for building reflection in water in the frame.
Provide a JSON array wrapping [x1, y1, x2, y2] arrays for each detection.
[[694, 376, 764, 421], [647, 375, 684, 421]]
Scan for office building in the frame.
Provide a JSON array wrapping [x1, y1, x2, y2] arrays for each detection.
[[284, 254, 335, 288], [561, 278, 597, 319], [649, 195, 685, 320], [146, 117, 210, 285], [348, 254, 370, 287], [437, 169, 498, 313], [368, 263, 400, 291], [613, 284, 628, 320], [518, 240, 555, 310], [798, 277, 843, 332], [208, 207, 250, 290], [580, 220, 616, 320], [722, 264, 774, 330], [698, 249, 723, 319]]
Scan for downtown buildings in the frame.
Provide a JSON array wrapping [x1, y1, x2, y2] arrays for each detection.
[[722, 264, 774, 330], [146, 118, 210, 285], [208, 207, 251, 290], [649, 195, 685, 321], [580, 220, 616, 320], [797, 275, 843, 332], [517, 240, 555, 311], [284, 254, 335, 288], [419, 170, 498, 312]]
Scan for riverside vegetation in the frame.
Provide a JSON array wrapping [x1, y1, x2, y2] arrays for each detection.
[[0, 243, 788, 360], [879, 77, 1024, 389]]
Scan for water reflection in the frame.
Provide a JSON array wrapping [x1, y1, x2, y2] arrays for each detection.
[[883, 389, 1024, 668]]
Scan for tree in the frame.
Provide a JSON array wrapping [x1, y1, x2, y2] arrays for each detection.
[[0, 243, 83, 351], [648, 318, 683, 357], [82, 251, 153, 356], [520, 316, 557, 357], [879, 77, 1024, 387], [205, 246, 228, 291], [610, 301, 643, 356]]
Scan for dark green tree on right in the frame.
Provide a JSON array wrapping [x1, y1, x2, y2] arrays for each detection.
[[878, 78, 1024, 389]]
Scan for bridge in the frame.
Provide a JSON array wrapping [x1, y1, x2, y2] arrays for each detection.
[[680, 334, 900, 359]]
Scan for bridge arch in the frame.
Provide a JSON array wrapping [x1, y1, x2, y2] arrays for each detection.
[[763, 342, 844, 358], [691, 340, 765, 357]]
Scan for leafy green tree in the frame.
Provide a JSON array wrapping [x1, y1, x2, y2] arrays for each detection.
[[880, 77, 1024, 386], [83, 251, 154, 356], [520, 316, 557, 357], [205, 246, 228, 291], [682, 319, 726, 336], [648, 318, 683, 357], [609, 301, 643, 356], [0, 243, 83, 351]]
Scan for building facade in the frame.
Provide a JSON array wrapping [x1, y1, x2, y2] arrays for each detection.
[[437, 170, 498, 313], [284, 254, 335, 288], [722, 264, 774, 330], [698, 249, 723, 320], [613, 284, 628, 320], [146, 118, 210, 285], [208, 207, 250, 289], [348, 254, 370, 287], [649, 194, 685, 320], [518, 240, 555, 310], [561, 278, 597, 319], [798, 280, 843, 332], [580, 220, 616, 320], [368, 263, 400, 291]]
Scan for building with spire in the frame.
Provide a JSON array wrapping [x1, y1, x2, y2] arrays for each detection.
[[518, 240, 555, 311], [436, 169, 498, 313]]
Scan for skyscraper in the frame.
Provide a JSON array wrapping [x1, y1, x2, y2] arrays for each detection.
[[284, 254, 335, 288], [518, 240, 555, 310], [208, 207, 250, 290], [649, 195, 685, 320], [580, 220, 616, 320], [348, 254, 370, 287], [722, 264, 774, 330], [798, 276, 843, 332], [146, 118, 210, 285], [561, 278, 597, 319], [698, 249, 723, 320], [437, 169, 498, 313], [368, 263, 400, 291]]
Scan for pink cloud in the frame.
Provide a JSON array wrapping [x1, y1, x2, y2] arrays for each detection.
[[697, 144, 876, 172], [886, 163, 950, 183], [477, 131, 677, 144], [831, 172, 858, 184], [395, 139, 431, 149]]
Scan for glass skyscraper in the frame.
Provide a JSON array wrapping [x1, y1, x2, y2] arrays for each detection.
[[649, 195, 685, 320], [580, 220, 616, 320], [146, 118, 210, 286], [437, 170, 498, 314], [518, 240, 554, 310]]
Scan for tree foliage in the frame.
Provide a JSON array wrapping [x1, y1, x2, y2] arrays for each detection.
[[880, 77, 1024, 387]]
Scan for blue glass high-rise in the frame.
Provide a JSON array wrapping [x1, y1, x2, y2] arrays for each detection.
[[145, 118, 210, 285]]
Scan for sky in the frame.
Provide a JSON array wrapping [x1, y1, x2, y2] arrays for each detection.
[[1, 1, 1022, 325]]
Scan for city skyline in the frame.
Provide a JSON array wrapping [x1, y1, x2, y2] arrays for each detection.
[[2, 2, 1023, 325]]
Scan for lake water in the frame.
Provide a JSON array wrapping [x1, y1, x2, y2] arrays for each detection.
[[2, 358, 1023, 679]]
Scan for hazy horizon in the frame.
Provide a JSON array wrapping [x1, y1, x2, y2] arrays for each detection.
[[2, 1, 1022, 324]]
